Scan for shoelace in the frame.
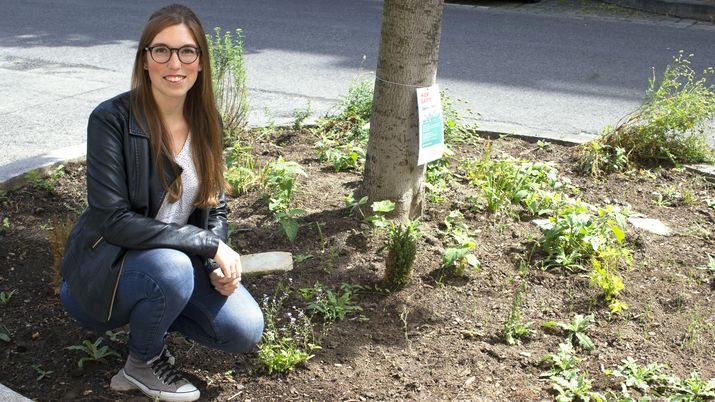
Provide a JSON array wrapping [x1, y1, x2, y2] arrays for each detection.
[[150, 351, 184, 385]]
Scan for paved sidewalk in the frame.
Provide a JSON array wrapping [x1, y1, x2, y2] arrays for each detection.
[[0, 384, 31, 402], [603, 0, 715, 21]]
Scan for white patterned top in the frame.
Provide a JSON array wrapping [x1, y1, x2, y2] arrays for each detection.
[[155, 134, 199, 225]]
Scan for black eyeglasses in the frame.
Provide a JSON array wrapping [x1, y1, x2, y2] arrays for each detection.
[[144, 46, 200, 64]]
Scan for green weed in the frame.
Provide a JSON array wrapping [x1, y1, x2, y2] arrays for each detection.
[[299, 282, 363, 322], [544, 314, 596, 351], [600, 51, 715, 166], [224, 141, 263, 195], [292, 101, 313, 130], [65, 337, 120, 368], [667, 372, 715, 401], [503, 282, 532, 345], [258, 291, 320, 374], [605, 357, 669, 393], [0, 289, 16, 305], [32, 365, 53, 382]]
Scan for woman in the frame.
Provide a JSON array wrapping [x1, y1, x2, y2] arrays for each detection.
[[59, 4, 263, 401]]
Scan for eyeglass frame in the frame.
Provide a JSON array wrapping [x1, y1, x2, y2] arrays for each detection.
[[144, 45, 201, 64]]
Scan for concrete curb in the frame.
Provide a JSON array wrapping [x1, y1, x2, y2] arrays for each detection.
[[601, 0, 715, 22], [0, 143, 86, 193], [0, 383, 32, 402]]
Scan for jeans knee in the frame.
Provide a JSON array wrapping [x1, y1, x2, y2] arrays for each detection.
[[135, 249, 195, 301], [221, 306, 265, 353]]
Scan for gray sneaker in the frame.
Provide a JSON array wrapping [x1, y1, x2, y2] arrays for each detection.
[[111, 347, 177, 392], [122, 347, 200, 402]]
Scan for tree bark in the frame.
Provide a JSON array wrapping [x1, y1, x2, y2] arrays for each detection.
[[361, 0, 444, 221]]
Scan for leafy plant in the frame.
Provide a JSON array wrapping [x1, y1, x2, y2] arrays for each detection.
[[667, 372, 715, 402], [0, 289, 16, 305], [104, 330, 128, 342], [385, 220, 421, 290], [590, 258, 628, 314], [365, 200, 396, 229], [258, 290, 320, 374], [2, 217, 10, 229], [425, 157, 452, 203], [442, 245, 480, 277], [344, 194, 368, 218], [300, 282, 363, 322], [32, 364, 53, 382], [541, 342, 581, 380], [544, 314, 596, 351], [207, 27, 248, 139], [65, 337, 120, 368], [600, 51, 715, 166], [606, 357, 669, 393], [539, 202, 630, 271], [579, 138, 630, 178], [262, 159, 307, 241]]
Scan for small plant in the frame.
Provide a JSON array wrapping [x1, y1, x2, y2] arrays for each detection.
[[104, 330, 128, 342], [364, 200, 396, 229], [65, 337, 120, 368], [292, 101, 313, 130], [442, 243, 480, 277], [579, 138, 629, 178], [224, 141, 262, 195], [344, 194, 368, 218], [207, 27, 248, 139], [2, 217, 10, 229], [0, 289, 16, 305], [606, 357, 669, 393], [258, 290, 320, 374], [32, 364, 53, 382], [652, 185, 682, 207], [667, 372, 715, 401], [425, 158, 452, 203], [384, 220, 421, 290], [300, 282, 363, 322], [544, 314, 596, 351], [263, 159, 307, 241], [541, 342, 581, 380], [503, 282, 532, 345], [590, 258, 628, 314]]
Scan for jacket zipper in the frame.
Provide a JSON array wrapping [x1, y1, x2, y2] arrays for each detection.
[[91, 236, 103, 249], [106, 253, 127, 322]]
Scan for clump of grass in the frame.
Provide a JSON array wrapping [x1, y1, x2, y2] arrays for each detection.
[[584, 51, 715, 174]]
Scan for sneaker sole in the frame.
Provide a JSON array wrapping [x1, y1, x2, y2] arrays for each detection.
[[122, 370, 200, 402]]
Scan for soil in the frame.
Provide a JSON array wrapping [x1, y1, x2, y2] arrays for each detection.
[[1, 129, 714, 402]]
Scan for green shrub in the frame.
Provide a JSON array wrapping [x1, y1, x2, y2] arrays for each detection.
[[207, 27, 249, 140], [385, 220, 421, 289], [600, 52, 715, 166]]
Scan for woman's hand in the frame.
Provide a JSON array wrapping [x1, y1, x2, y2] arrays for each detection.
[[209, 268, 240, 296], [212, 240, 242, 280]]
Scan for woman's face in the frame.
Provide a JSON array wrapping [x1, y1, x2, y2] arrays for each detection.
[[145, 23, 201, 107]]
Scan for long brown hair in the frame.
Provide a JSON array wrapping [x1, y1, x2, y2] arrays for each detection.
[[131, 3, 224, 207]]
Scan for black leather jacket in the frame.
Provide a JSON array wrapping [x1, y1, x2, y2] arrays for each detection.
[[61, 91, 228, 322]]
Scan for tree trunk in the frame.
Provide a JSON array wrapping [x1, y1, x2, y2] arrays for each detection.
[[361, 0, 444, 222]]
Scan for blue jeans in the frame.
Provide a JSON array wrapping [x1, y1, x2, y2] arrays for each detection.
[[60, 248, 264, 361]]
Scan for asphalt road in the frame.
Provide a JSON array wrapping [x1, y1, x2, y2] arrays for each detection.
[[1, 0, 714, 181]]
